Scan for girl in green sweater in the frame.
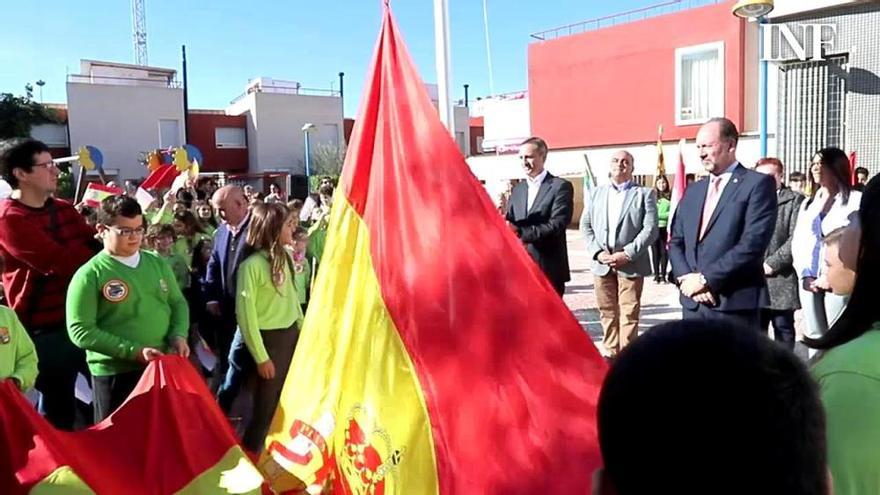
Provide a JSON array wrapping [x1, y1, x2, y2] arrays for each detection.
[[236, 202, 303, 452], [651, 175, 672, 283], [0, 253, 38, 392]]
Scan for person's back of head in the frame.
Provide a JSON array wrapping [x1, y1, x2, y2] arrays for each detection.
[[596, 320, 828, 495]]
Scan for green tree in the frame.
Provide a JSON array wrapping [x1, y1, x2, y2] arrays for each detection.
[[0, 92, 60, 139], [308, 142, 346, 189]]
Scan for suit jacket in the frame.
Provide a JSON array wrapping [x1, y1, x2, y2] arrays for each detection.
[[580, 184, 658, 278], [505, 173, 574, 288], [203, 217, 252, 313], [668, 164, 777, 312], [763, 187, 804, 311]]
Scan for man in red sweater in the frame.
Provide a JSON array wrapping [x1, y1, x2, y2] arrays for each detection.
[[0, 139, 99, 429]]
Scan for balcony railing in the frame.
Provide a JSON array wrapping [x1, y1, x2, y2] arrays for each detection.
[[530, 0, 724, 41], [229, 87, 341, 105], [67, 74, 182, 88]]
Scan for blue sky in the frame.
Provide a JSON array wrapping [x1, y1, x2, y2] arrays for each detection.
[[1, 0, 656, 117]]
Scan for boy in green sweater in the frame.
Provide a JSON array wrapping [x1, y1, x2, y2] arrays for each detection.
[[0, 253, 38, 391], [146, 224, 190, 290], [67, 195, 190, 422]]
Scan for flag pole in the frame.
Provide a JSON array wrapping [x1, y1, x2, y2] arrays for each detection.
[[433, 0, 455, 135]]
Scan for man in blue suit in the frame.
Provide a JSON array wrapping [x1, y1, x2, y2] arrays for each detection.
[[669, 118, 777, 330], [204, 185, 253, 410]]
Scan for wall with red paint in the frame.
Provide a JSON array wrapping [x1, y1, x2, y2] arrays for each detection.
[[528, 1, 745, 149], [187, 112, 248, 173]]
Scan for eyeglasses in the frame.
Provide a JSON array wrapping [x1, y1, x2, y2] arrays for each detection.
[[107, 226, 146, 237], [32, 160, 59, 170]]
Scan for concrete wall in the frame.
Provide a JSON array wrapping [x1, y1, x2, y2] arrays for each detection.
[[67, 82, 184, 180], [229, 92, 343, 175]]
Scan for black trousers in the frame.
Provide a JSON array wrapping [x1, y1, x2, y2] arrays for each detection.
[[31, 328, 92, 430], [651, 227, 669, 278], [92, 369, 144, 423], [760, 309, 796, 351], [682, 304, 761, 332], [552, 280, 566, 296], [242, 324, 300, 453]]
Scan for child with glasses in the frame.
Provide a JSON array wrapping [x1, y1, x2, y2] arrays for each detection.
[[66, 195, 190, 422]]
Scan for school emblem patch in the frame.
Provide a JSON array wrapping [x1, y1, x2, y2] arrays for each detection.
[[102, 280, 129, 303], [159, 278, 169, 293], [0, 327, 9, 344]]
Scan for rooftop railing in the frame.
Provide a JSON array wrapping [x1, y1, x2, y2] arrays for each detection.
[[67, 74, 182, 88], [530, 0, 724, 41], [229, 86, 341, 105]]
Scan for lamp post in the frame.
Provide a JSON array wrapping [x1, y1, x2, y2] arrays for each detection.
[[302, 123, 317, 191], [732, 0, 775, 158], [35, 80, 46, 103]]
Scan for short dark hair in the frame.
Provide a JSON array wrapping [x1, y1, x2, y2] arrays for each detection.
[[856, 166, 869, 176], [318, 184, 334, 197], [706, 117, 739, 146], [287, 198, 304, 211], [789, 171, 806, 182], [823, 225, 848, 249], [0, 139, 50, 188], [520, 136, 548, 158], [598, 320, 827, 495], [97, 195, 142, 225], [147, 223, 175, 240]]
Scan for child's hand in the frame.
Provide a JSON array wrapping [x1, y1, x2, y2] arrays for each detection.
[[136, 347, 164, 364], [257, 359, 276, 380], [169, 336, 190, 358]]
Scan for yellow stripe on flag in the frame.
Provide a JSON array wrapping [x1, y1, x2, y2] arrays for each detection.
[[30, 466, 95, 494], [260, 196, 439, 494], [175, 446, 263, 494]]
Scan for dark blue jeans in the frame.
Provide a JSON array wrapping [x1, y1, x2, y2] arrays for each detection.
[[761, 309, 796, 351], [682, 304, 761, 332], [31, 328, 91, 430], [216, 328, 255, 414]]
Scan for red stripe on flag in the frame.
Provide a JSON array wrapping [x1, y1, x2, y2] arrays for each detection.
[[340, 9, 605, 493], [141, 165, 181, 190]]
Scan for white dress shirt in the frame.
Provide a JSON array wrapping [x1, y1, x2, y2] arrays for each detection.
[[607, 181, 633, 249], [526, 169, 548, 211]]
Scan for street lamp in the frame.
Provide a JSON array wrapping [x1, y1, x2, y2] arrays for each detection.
[[302, 123, 317, 191], [35, 80, 46, 103], [733, 0, 774, 158]]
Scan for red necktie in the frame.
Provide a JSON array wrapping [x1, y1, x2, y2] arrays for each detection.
[[699, 176, 723, 240]]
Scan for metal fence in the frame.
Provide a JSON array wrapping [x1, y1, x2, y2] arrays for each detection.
[[529, 0, 724, 41], [67, 74, 182, 88]]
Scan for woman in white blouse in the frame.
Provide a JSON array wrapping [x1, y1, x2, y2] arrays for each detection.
[[792, 147, 861, 357]]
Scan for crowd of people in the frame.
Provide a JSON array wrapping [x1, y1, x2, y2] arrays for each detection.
[[2, 119, 880, 492], [0, 138, 335, 453]]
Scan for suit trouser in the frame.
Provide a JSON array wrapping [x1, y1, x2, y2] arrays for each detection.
[[760, 309, 796, 351], [217, 328, 255, 414], [595, 273, 644, 355], [92, 369, 143, 423], [682, 304, 761, 331], [798, 287, 848, 358], [242, 324, 300, 453], [31, 328, 92, 430]]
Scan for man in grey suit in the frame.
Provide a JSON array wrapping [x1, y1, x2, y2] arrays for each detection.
[[580, 151, 658, 357]]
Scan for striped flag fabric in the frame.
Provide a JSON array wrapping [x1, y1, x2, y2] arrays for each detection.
[[258, 6, 606, 494], [656, 125, 666, 176], [583, 153, 597, 194], [669, 138, 688, 237], [81, 182, 123, 207], [0, 357, 263, 494]]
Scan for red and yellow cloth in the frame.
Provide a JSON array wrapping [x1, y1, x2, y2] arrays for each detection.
[[258, 6, 607, 494]]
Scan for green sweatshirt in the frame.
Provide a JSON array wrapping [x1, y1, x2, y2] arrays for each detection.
[[0, 305, 38, 391], [151, 250, 190, 290], [236, 250, 304, 364], [173, 233, 212, 269], [66, 251, 190, 376], [293, 256, 312, 305], [657, 197, 671, 228]]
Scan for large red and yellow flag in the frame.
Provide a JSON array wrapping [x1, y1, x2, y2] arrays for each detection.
[[259, 6, 607, 494], [0, 357, 264, 494]]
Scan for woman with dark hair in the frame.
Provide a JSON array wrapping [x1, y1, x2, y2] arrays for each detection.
[[651, 176, 671, 283], [809, 174, 880, 494], [792, 148, 861, 357], [172, 210, 211, 266]]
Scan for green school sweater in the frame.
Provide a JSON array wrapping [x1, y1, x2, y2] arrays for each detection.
[[66, 251, 190, 376], [151, 250, 190, 290], [236, 251, 304, 364], [293, 256, 312, 305], [0, 305, 38, 391], [173, 233, 212, 269]]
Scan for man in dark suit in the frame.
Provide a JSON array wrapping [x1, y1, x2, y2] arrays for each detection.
[[506, 137, 574, 295], [204, 185, 253, 409], [668, 118, 777, 330]]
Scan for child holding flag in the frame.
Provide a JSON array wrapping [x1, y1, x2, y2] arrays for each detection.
[[66, 195, 190, 422], [236, 202, 303, 452], [0, 253, 38, 391]]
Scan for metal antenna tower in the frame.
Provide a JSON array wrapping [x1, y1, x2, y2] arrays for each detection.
[[132, 0, 148, 65]]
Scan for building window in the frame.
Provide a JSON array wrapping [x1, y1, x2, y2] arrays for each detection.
[[158, 119, 181, 148], [215, 127, 247, 149], [30, 124, 68, 147], [675, 41, 724, 125]]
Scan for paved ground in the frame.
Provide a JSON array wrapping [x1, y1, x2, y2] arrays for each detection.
[[562, 229, 681, 348]]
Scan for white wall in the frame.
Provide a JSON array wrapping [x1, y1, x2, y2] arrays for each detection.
[[67, 82, 184, 180], [231, 92, 343, 174], [768, 0, 870, 18]]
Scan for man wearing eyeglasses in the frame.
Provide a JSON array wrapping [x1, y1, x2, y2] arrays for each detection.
[[66, 195, 189, 422], [0, 139, 100, 429]]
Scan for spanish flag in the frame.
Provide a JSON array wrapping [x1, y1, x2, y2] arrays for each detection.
[[0, 357, 263, 494], [259, 6, 606, 494]]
